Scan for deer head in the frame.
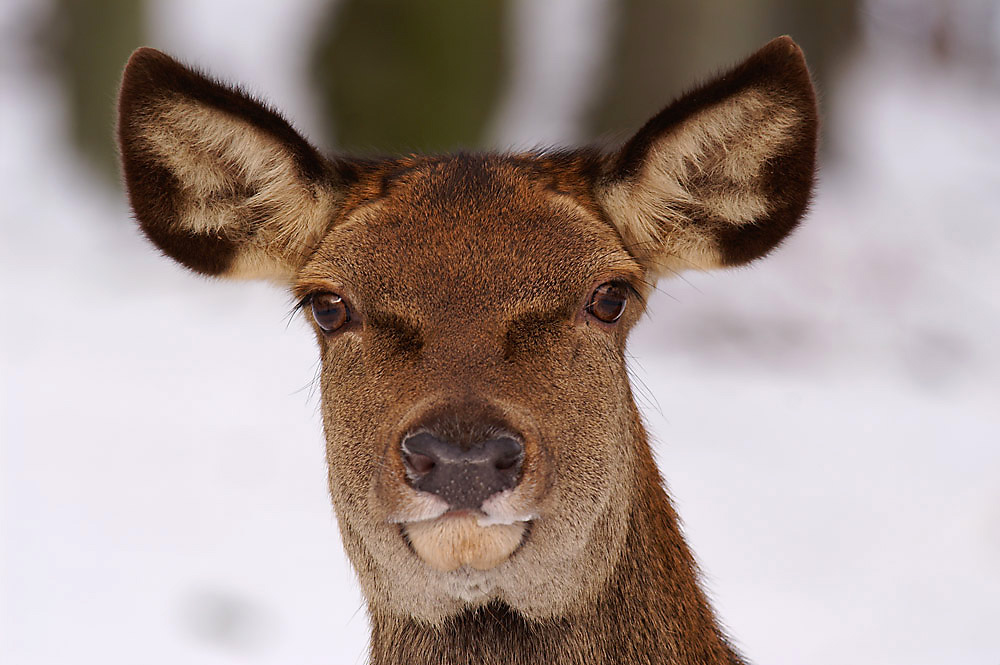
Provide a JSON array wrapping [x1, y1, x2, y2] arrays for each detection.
[[118, 36, 816, 662]]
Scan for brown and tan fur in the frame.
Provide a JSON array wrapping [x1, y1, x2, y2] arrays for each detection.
[[117, 37, 818, 664]]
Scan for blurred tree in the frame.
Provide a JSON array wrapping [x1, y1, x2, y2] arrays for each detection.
[[39, 0, 861, 178], [44, 0, 145, 181], [310, 0, 508, 153], [588, 0, 858, 142]]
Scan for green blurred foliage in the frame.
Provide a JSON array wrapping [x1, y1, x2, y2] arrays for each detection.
[[310, 0, 508, 153], [46, 0, 145, 181], [41, 0, 859, 176], [588, 0, 858, 142]]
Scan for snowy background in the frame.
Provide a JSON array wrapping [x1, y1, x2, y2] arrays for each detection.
[[2, 1, 999, 664]]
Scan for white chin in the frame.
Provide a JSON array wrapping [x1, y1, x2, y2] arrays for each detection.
[[404, 514, 528, 572]]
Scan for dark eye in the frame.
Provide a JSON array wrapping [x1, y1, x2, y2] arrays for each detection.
[[586, 282, 628, 324], [310, 292, 351, 332]]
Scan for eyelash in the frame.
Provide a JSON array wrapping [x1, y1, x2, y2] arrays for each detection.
[[291, 294, 312, 317]]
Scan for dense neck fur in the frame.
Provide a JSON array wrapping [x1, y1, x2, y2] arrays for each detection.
[[368, 459, 744, 665]]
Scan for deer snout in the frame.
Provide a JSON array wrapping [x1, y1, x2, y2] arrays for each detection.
[[401, 431, 524, 510]]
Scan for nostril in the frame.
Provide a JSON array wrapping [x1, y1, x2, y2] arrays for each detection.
[[401, 432, 446, 479], [495, 455, 518, 471], [404, 452, 435, 475], [486, 436, 524, 475]]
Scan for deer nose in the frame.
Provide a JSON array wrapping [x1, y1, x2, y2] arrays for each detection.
[[401, 431, 524, 510]]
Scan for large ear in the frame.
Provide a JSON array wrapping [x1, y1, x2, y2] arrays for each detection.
[[598, 36, 818, 275], [117, 48, 348, 282]]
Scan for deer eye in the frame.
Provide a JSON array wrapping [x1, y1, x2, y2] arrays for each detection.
[[586, 282, 628, 324], [310, 293, 351, 332]]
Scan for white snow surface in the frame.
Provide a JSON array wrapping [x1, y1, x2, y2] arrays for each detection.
[[2, 3, 999, 664]]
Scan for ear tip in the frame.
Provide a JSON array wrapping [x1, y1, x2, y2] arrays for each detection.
[[120, 47, 201, 99], [120, 47, 173, 102], [754, 35, 811, 76], [769, 35, 802, 54], [127, 46, 166, 62], [118, 47, 206, 129], [123, 47, 176, 78]]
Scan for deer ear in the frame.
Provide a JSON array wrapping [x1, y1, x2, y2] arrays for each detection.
[[117, 48, 347, 283], [598, 36, 818, 275]]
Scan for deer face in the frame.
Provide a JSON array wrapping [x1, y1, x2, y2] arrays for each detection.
[[118, 38, 816, 623], [295, 156, 646, 619]]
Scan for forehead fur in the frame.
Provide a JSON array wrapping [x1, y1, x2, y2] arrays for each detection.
[[298, 153, 642, 312]]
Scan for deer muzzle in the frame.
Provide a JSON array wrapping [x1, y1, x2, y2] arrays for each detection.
[[401, 431, 524, 510], [385, 416, 539, 572]]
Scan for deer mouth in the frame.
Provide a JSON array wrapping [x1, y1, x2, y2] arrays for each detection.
[[401, 511, 533, 572], [392, 489, 538, 572]]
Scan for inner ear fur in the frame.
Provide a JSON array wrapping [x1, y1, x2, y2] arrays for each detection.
[[117, 48, 348, 282], [598, 36, 819, 276]]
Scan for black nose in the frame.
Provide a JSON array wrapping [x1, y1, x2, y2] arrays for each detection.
[[401, 431, 524, 510]]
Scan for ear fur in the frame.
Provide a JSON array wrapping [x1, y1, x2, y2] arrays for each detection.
[[117, 48, 346, 282], [598, 36, 819, 275]]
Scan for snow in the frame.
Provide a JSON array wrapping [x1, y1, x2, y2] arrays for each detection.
[[2, 2, 998, 664]]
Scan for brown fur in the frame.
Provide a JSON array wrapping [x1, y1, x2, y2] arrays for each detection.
[[601, 36, 818, 272], [117, 37, 818, 664]]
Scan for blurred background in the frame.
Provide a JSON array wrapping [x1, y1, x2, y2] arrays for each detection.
[[1, 0, 998, 663]]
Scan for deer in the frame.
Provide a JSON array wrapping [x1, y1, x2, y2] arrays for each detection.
[[117, 35, 817, 664]]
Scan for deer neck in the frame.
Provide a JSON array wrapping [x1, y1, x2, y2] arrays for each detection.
[[367, 463, 743, 665]]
